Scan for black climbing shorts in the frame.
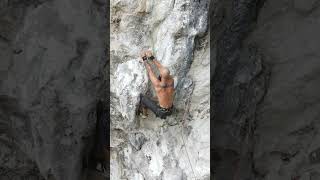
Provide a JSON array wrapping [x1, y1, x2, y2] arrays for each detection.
[[140, 94, 173, 119]]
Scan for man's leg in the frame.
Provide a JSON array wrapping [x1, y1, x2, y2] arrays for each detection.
[[140, 94, 159, 114]]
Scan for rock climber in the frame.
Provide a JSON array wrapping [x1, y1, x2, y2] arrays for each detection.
[[138, 50, 175, 119]]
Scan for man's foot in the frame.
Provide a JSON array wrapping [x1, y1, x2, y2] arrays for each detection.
[[141, 107, 148, 118], [137, 103, 148, 118], [141, 114, 147, 119]]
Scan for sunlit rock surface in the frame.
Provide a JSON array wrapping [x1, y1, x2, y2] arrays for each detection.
[[110, 0, 210, 179]]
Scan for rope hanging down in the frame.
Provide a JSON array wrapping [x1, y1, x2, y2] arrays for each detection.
[[179, 84, 198, 180]]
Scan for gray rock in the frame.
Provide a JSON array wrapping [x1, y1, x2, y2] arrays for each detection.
[[212, 0, 320, 179], [0, 0, 106, 179], [250, 0, 320, 179], [1, 0, 210, 179], [162, 168, 183, 180], [110, 1, 210, 179], [293, 0, 318, 13], [129, 132, 148, 150], [111, 59, 148, 128]]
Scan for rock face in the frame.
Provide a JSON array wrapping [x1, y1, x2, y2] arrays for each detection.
[[251, 0, 320, 179], [212, 0, 320, 179], [112, 59, 148, 127], [0, 0, 106, 180], [110, 0, 210, 179], [3, 0, 318, 179]]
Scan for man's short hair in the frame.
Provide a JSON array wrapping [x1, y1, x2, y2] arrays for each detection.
[[160, 68, 170, 78]]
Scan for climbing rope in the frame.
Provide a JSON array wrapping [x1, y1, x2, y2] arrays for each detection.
[[179, 85, 198, 180]]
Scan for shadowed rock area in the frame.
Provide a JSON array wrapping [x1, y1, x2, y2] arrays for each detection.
[[0, 0, 107, 179], [212, 0, 320, 179]]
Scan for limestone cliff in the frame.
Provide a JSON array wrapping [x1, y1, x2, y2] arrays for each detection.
[[0, 0, 106, 179], [110, 0, 210, 179], [212, 0, 320, 179], [1, 0, 319, 180]]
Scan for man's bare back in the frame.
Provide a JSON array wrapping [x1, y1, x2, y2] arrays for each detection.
[[154, 75, 174, 108], [138, 50, 175, 119]]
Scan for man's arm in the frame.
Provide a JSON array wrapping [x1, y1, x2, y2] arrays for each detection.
[[142, 50, 164, 70], [152, 59, 164, 70], [144, 62, 160, 86]]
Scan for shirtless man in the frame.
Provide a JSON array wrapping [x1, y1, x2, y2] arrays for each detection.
[[139, 50, 175, 119]]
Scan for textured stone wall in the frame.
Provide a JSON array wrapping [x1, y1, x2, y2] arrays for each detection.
[[251, 0, 320, 179], [2, 0, 318, 179], [110, 0, 210, 179], [212, 0, 320, 179], [0, 0, 107, 179]]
